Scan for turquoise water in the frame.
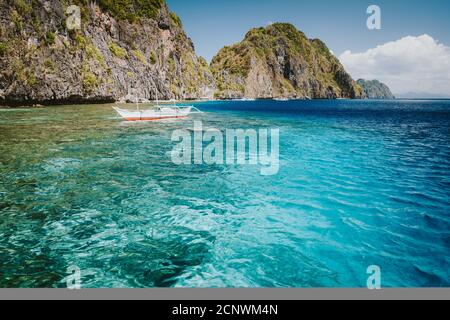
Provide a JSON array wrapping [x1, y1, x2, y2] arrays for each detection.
[[0, 100, 449, 288]]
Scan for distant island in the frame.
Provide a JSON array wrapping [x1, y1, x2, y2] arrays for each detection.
[[0, 0, 384, 106], [357, 79, 395, 99]]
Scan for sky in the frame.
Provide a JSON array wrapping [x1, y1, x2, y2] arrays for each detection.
[[167, 0, 450, 96]]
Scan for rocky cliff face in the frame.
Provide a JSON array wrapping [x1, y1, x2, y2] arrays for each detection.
[[211, 23, 363, 100], [0, 0, 215, 105], [357, 79, 395, 99]]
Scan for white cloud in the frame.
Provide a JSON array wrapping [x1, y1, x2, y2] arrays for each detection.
[[339, 35, 450, 96]]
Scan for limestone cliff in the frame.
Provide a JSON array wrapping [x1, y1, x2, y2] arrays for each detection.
[[211, 23, 363, 100], [357, 79, 395, 99], [0, 0, 215, 105]]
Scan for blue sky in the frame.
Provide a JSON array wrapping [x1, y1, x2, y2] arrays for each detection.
[[167, 0, 450, 96]]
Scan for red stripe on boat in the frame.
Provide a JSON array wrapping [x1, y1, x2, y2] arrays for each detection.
[[124, 116, 188, 121]]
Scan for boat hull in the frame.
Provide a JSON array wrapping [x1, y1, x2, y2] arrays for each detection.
[[113, 106, 192, 121], [122, 116, 188, 121]]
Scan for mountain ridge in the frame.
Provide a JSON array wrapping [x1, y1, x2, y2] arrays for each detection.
[[0, 3, 365, 106]]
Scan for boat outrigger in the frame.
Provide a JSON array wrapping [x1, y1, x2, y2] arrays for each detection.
[[113, 97, 203, 121]]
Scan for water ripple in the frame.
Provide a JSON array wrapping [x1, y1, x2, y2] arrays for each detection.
[[1, 100, 449, 287]]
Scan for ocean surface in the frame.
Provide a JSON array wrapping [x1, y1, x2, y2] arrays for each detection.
[[0, 99, 449, 288]]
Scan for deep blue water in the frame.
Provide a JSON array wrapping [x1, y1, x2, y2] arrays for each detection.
[[0, 99, 449, 287]]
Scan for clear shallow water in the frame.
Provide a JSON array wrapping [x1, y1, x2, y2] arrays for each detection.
[[0, 100, 449, 288]]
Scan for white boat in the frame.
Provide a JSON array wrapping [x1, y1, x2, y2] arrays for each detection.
[[113, 95, 203, 121], [113, 105, 197, 121], [274, 97, 289, 101]]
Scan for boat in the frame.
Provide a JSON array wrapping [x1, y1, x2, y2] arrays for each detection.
[[113, 96, 202, 121], [113, 105, 198, 121], [235, 97, 256, 101], [274, 97, 289, 101]]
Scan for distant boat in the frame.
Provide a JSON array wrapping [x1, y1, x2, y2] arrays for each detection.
[[274, 97, 289, 101], [235, 97, 256, 101]]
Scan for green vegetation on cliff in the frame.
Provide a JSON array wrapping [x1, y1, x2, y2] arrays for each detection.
[[170, 12, 182, 27], [97, 0, 165, 22], [7, 0, 166, 24], [0, 42, 9, 56], [108, 42, 128, 59]]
